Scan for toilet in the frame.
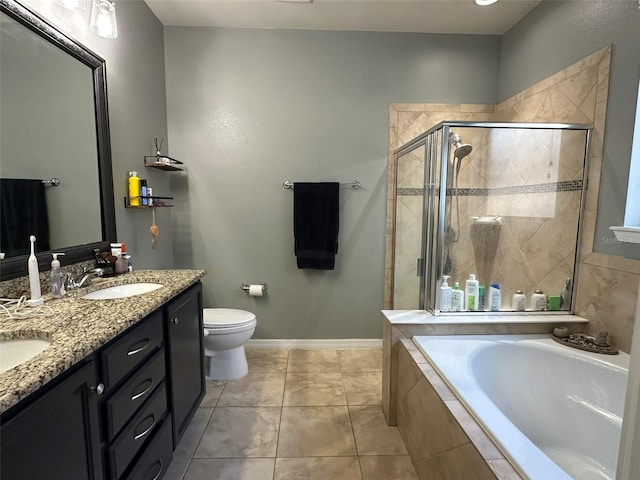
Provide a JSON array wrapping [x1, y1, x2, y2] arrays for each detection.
[[203, 308, 257, 381]]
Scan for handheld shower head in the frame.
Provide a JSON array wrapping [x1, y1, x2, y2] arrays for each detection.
[[449, 131, 473, 160]]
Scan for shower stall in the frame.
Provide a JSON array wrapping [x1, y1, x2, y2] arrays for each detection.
[[392, 122, 591, 314]]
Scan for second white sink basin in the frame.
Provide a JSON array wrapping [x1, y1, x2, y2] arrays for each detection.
[[82, 283, 163, 300], [0, 338, 51, 374]]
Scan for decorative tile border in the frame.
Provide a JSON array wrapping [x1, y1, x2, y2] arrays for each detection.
[[397, 180, 583, 198]]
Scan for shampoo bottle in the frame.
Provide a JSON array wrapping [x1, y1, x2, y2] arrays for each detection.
[[478, 285, 486, 311], [440, 275, 452, 312], [512, 289, 526, 311], [530, 290, 546, 311], [27, 235, 44, 306], [128, 171, 141, 206], [50, 253, 66, 298], [489, 283, 501, 311], [451, 282, 464, 312], [465, 274, 479, 311]]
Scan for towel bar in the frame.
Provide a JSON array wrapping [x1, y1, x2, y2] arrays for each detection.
[[283, 180, 360, 190]]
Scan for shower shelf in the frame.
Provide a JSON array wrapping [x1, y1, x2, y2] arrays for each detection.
[[123, 196, 174, 208], [144, 155, 183, 171]]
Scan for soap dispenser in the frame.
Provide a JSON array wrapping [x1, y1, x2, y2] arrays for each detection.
[[440, 275, 452, 312], [50, 253, 66, 298]]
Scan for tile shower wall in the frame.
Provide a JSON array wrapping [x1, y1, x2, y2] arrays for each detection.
[[387, 47, 640, 353]]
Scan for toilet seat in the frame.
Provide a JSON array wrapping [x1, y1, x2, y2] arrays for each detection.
[[203, 308, 256, 328]]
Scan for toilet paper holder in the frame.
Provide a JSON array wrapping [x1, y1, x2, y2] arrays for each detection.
[[241, 283, 268, 293]]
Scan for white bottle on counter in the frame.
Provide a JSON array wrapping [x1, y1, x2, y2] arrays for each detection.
[[440, 275, 452, 312], [512, 289, 526, 311], [451, 282, 464, 312], [464, 274, 479, 311]]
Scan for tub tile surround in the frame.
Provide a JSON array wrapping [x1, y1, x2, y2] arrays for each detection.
[[0, 268, 206, 412], [396, 339, 523, 480], [387, 46, 640, 354], [381, 310, 587, 426]]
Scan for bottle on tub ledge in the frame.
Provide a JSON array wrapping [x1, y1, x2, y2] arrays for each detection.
[[530, 290, 546, 311], [440, 275, 453, 312], [512, 289, 526, 311], [451, 281, 465, 312], [489, 283, 501, 312], [464, 274, 479, 311]]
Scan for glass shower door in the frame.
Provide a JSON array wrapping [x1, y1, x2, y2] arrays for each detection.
[[392, 143, 426, 309]]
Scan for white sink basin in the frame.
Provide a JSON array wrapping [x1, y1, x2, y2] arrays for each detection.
[[0, 338, 51, 374], [82, 283, 163, 300]]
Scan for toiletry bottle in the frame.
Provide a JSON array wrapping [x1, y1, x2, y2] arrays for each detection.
[[512, 289, 526, 311], [140, 179, 148, 206], [440, 275, 453, 312], [478, 285, 486, 311], [50, 252, 66, 298], [465, 274, 479, 311], [530, 290, 546, 311], [489, 283, 501, 311], [128, 171, 141, 206], [27, 235, 44, 306], [451, 282, 464, 312], [147, 187, 153, 206]]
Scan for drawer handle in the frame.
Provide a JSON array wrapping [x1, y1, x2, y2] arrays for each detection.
[[127, 338, 150, 356], [171, 317, 179, 325], [131, 378, 154, 401], [134, 414, 156, 440], [150, 459, 163, 480], [90, 383, 105, 396]]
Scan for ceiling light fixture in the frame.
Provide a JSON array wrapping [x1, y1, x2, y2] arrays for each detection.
[[56, 0, 86, 11], [475, 0, 499, 5], [90, 0, 117, 38]]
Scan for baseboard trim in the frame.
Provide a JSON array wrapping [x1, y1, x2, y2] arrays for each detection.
[[246, 338, 383, 349]]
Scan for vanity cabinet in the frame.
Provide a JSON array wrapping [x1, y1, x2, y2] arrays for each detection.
[[165, 282, 205, 447], [0, 359, 104, 480], [0, 280, 204, 480]]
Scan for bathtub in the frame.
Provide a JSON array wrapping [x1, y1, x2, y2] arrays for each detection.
[[412, 334, 629, 480]]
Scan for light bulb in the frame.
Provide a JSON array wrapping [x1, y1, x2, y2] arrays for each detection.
[[90, 0, 118, 38], [475, 0, 499, 5]]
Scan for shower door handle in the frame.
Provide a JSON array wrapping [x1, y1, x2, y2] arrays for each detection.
[[416, 258, 424, 277]]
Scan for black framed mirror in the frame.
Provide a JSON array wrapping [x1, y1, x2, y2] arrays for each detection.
[[0, 0, 116, 280]]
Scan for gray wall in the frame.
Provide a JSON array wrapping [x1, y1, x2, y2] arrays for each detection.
[[499, 0, 640, 259], [23, 0, 172, 269], [164, 27, 501, 338]]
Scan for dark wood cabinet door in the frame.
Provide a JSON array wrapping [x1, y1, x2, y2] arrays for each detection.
[[0, 360, 103, 480], [166, 282, 204, 446]]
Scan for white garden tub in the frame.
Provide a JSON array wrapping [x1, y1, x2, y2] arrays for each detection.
[[412, 334, 629, 480]]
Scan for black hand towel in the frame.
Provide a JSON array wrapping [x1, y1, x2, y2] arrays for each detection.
[[293, 182, 339, 270], [0, 178, 50, 257]]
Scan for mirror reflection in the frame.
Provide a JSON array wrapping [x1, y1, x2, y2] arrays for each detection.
[[0, 9, 104, 259]]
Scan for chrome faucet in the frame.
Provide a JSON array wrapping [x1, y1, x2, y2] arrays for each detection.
[[64, 267, 105, 289]]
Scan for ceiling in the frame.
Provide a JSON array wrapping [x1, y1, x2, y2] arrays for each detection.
[[144, 0, 542, 35]]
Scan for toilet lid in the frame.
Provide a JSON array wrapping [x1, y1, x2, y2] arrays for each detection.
[[203, 308, 256, 327]]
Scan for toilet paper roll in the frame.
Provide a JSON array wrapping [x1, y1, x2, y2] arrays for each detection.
[[249, 284, 264, 297]]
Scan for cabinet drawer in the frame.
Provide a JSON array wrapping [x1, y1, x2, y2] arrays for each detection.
[[123, 415, 173, 480], [101, 311, 163, 390], [104, 349, 165, 440], [108, 383, 168, 480]]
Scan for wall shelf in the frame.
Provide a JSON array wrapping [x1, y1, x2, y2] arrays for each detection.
[[144, 155, 183, 171], [610, 226, 640, 244], [124, 196, 174, 208]]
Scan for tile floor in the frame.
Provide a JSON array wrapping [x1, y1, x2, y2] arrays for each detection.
[[164, 347, 418, 480]]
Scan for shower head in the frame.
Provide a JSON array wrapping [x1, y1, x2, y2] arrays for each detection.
[[449, 131, 473, 160]]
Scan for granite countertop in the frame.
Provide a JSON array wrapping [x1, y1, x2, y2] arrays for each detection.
[[0, 269, 206, 414]]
